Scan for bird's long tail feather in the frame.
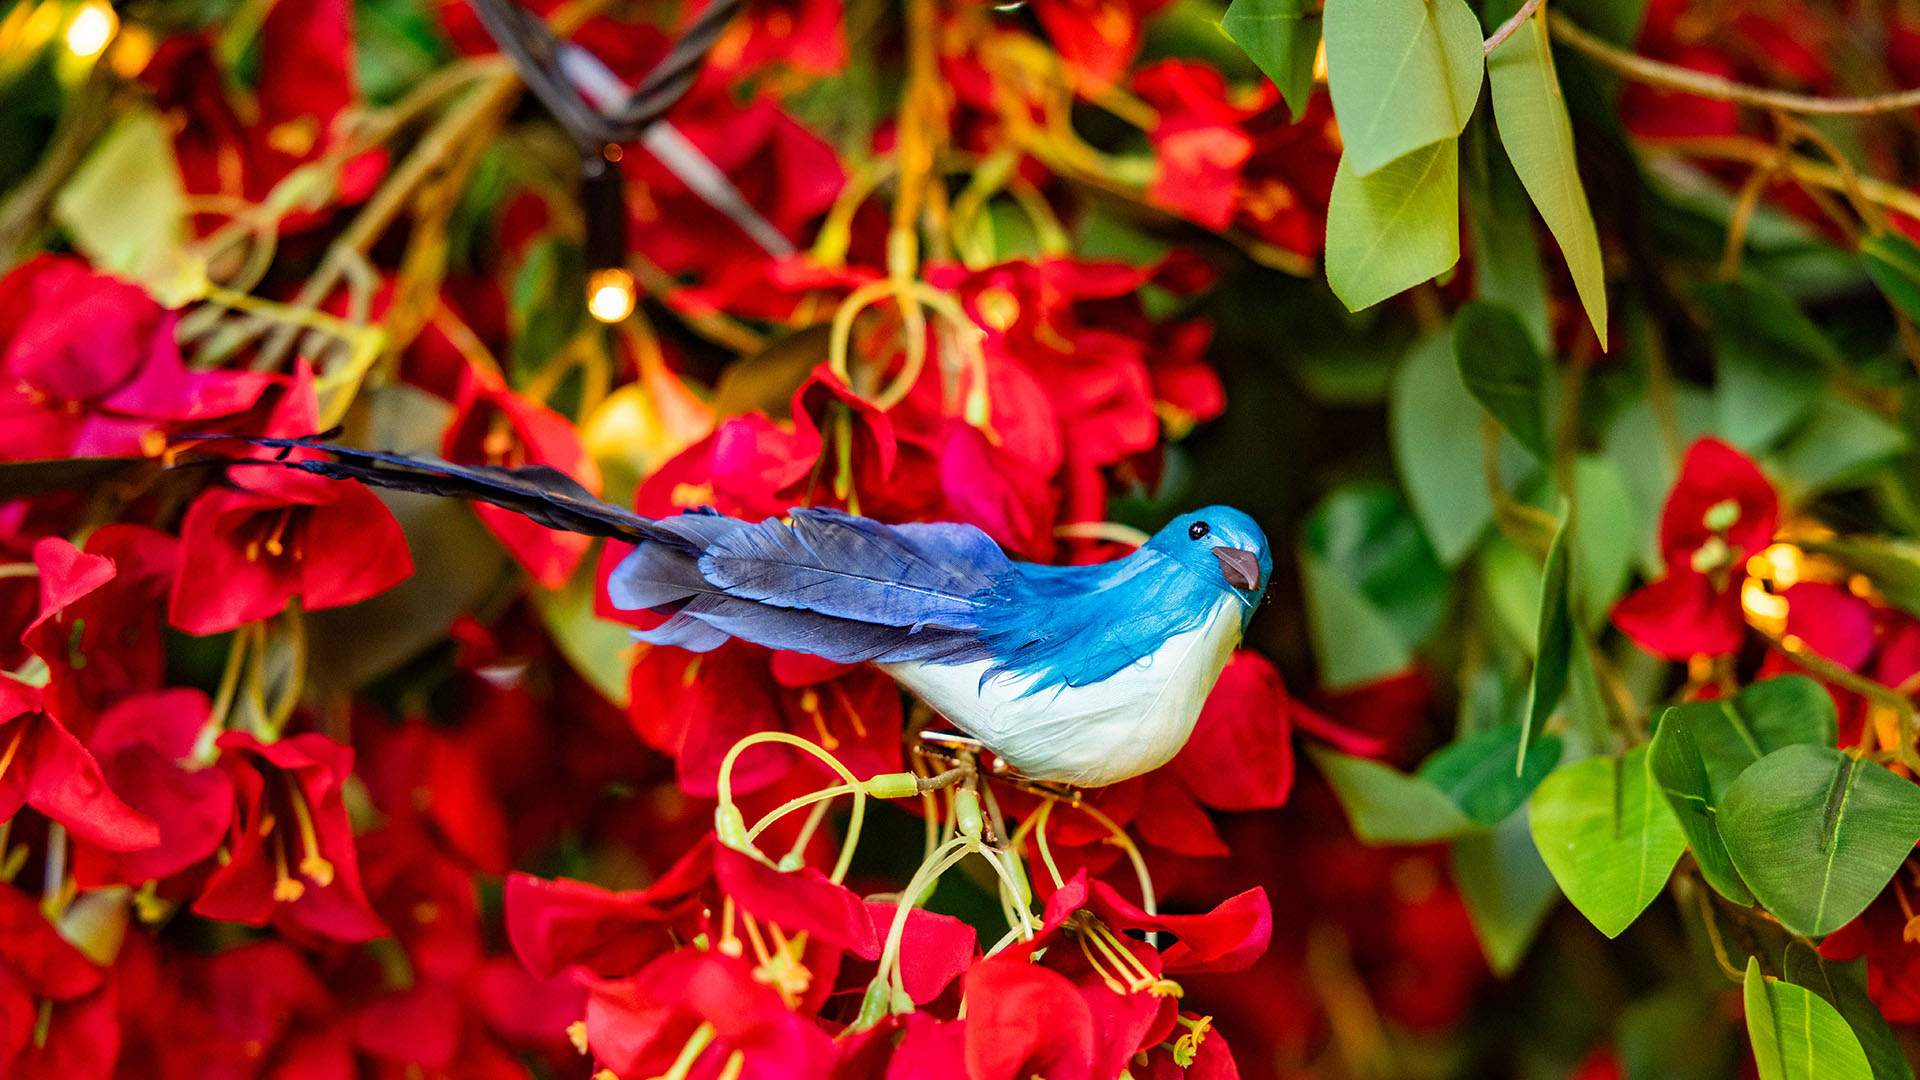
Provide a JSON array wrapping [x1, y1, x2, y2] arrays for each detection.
[[177, 434, 659, 542]]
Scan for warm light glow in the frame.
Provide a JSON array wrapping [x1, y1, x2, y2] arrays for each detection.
[[586, 268, 636, 324], [64, 1, 115, 58], [1741, 578, 1789, 636]]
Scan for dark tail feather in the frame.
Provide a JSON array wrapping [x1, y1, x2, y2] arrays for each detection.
[[176, 435, 660, 543]]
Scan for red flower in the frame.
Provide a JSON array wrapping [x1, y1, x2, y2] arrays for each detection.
[[193, 731, 386, 942], [69, 690, 233, 889], [505, 840, 712, 980], [582, 950, 836, 1079], [23, 529, 176, 726], [1028, 0, 1171, 87], [0, 256, 267, 460], [963, 956, 1097, 1080], [1612, 438, 1777, 659], [1820, 880, 1920, 1023], [1134, 61, 1276, 232], [169, 372, 413, 634], [442, 373, 603, 588], [0, 884, 118, 1078], [0, 675, 156, 853]]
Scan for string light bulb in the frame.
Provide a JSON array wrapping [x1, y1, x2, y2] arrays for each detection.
[[64, 0, 115, 58], [587, 267, 636, 324]]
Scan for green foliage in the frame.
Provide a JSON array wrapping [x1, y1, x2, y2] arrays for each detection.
[[1454, 302, 1550, 460], [1325, 140, 1462, 310], [1648, 677, 1836, 904], [1451, 809, 1559, 976], [1298, 484, 1448, 689], [1697, 278, 1835, 453], [1322, 0, 1482, 176], [1425, 722, 1562, 825], [1783, 944, 1915, 1080], [53, 107, 197, 304], [1744, 957, 1874, 1080], [1520, 517, 1574, 773], [1720, 746, 1920, 938], [1528, 746, 1686, 937], [1309, 746, 1478, 843], [1220, 0, 1321, 120], [1484, 11, 1608, 347], [1860, 231, 1920, 324], [1390, 333, 1494, 564]]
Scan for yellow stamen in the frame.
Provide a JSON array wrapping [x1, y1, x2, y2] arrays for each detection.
[[797, 689, 839, 750], [284, 781, 334, 887], [271, 837, 305, 903], [716, 1050, 746, 1080], [653, 1022, 715, 1080], [718, 897, 742, 958], [567, 1020, 590, 1055], [0, 724, 25, 781]]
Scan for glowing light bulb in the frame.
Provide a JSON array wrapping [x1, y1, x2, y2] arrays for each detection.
[[64, 1, 115, 58], [586, 268, 636, 324]]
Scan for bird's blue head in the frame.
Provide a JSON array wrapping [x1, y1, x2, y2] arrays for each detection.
[[1143, 506, 1271, 614]]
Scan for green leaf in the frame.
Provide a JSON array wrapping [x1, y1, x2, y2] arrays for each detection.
[[53, 107, 201, 305], [1783, 943, 1915, 1080], [1221, 0, 1322, 121], [1323, 0, 1482, 176], [1528, 746, 1686, 937], [1861, 231, 1920, 323], [1309, 746, 1479, 844], [1620, 989, 1741, 1080], [1299, 484, 1449, 689], [1570, 455, 1636, 627], [533, 543, 633, 707], [1744, 957, 1873, 1080], [1390, 333, 1493, 564], [509, 238, 588, 382], [1325, 140, 1462, 312], [1486, 12, 1608, 348], [1520, 517, 1574, 773], [1649, 677, 1836, 905], [1422, 722, 1561, 826], [1464, 119, 1551, 352], [1770, 399, 1910, 498], [1451, 808, 1559, 976], [1800, 536, 1920, 621], [1454, 301, 1549, 460], [1721, 745, 1920, 938], [1697, 279, 1834, 453]]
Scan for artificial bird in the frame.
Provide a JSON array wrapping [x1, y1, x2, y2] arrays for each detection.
[[205, 438, 1271, 788]]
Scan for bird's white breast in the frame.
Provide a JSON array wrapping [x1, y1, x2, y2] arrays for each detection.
[[881, 596, 1245, 787]]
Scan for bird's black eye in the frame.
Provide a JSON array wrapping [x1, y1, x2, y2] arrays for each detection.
[[1188, 521, 1210, 541]]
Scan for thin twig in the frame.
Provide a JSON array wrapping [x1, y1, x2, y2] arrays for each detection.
[[1551, 12, 1920, 115], [1484, 0, 1546, 56]]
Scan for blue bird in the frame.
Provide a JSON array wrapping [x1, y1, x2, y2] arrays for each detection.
[[204, 438, 1271, 787]]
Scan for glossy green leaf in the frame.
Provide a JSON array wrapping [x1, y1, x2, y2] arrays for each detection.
[[1744, 957, 1873, 1080], [1221, 0, 1321, 120], [1801, 536, 1920, 621], [1721, 745, 1920, 937], [1528, 746, 1686, 937], [1451, 808, 1559, 976], [1464, 119, 1551, 351], [1649, 677, 1835, 906], [1323, 0, 1482, 175], [1697, 279, 1834, 453], [1520, 517, 1573, 773], [1486, 11, 1608, 348], [1309, 746, 1479, 844], [1298, 484, 1449, 689], [1421, 722, 1561, 825], [1454, 301, 1549, 460], [1390, 333, 1493, 564], [1783, 943, 1914, 1080], [1861, 231, 1920, 323], [53, 107, 200, 305], [1326, 140, 1462, 311]]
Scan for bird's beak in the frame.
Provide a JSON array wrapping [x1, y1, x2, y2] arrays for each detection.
[[1212, 546, 1262, 592]]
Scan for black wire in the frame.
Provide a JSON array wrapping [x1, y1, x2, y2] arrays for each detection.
[[463, 0, 747, 150]]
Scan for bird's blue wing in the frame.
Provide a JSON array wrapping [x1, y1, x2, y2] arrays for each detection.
[[609, 508, 1008, 664]]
